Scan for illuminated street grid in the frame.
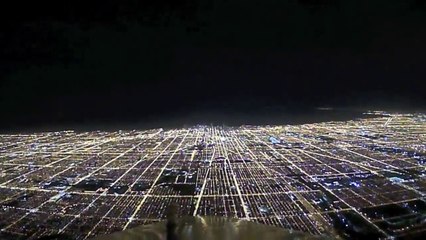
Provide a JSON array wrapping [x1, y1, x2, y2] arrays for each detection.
[[0, 112, 425, 239]]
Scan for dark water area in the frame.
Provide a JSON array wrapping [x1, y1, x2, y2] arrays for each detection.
[[0, 108, 387, 133]]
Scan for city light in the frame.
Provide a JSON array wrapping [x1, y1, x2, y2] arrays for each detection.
[[0, 112, 425, 239]]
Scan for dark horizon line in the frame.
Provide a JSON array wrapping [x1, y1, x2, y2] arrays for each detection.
[[2, 106, 424, 134]]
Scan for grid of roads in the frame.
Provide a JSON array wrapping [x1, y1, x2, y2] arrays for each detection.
[[0, 112, 425, 239]]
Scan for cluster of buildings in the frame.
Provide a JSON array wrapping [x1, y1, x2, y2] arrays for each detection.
[[0, 113, 425, 239]]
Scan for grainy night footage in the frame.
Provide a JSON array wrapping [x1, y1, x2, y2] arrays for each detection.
[[1, 0, 426, 239]]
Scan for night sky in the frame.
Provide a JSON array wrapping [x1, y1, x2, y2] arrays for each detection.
[[1, 0, 426, 131]]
